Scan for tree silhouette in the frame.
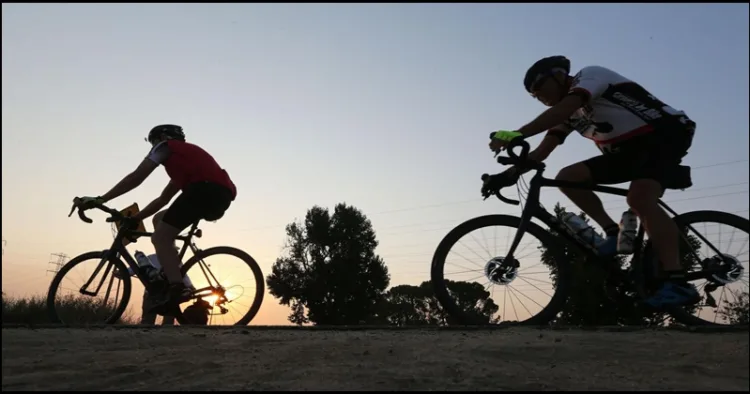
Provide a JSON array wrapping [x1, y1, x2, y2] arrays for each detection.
[[265, 203, 390, 325], [720, 291, 749, 325], [539, 203, 701, 326], [380, 280, 499, 326]]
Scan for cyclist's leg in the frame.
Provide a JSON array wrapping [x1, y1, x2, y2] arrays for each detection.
[[626, 128, 692, 269], [140, 290, 158, 325], [633, 172, 700, 307], [142, 291, 174, 324], [152, 210, 167, 231], [556, 155, 630, 242], [153, 197, 195, 285], [625, 129, 698, 306], [148, 189, 202, 313], [149, 182, 232, 313], [564, 143, 668, 255], [627, 179, 682, 271]]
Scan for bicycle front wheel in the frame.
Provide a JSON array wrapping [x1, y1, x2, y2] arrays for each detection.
[[180, 246, 265, 326], [46, 250, 133, 325], [431, 215, 571, 326]]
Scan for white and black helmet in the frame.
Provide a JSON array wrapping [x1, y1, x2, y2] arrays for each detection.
[[523, 56, 571, 93], [147, 124, 185, 144]]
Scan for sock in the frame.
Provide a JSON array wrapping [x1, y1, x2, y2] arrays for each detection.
[[604, 224, 619, 238]]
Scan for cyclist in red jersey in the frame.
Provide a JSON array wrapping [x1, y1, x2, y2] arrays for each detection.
[[73, 124, 236, 314]]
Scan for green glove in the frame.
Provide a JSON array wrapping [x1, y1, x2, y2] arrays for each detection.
[[76, 196, 105, 210], [491, 130, 523, 142]]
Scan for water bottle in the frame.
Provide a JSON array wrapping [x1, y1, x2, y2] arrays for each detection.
[[562, 212, 605, 247], [134, 251, 162, 283], [617, 209, 638, 254]]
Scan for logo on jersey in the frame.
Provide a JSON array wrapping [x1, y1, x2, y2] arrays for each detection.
[[610, 92, 664, 121]]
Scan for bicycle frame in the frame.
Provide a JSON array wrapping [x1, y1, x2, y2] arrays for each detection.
[[502, 166, 727, 283], [79, 221, 207, 298]]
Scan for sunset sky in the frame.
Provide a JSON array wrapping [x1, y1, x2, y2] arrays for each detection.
[[2, 3, 748, 325]]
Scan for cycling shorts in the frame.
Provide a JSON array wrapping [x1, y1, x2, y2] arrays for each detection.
[[161, 181, 234, 231], [583, 124, 695, 190]]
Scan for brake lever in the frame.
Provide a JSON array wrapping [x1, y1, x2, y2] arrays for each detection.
[[480, 174, 520, 205], [69, 197, 93, 223]]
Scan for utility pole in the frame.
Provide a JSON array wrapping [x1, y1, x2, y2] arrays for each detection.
[[47, 253, 68, 275]]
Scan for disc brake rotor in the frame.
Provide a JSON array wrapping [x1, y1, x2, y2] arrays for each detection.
[[485, 257, 520, 285]]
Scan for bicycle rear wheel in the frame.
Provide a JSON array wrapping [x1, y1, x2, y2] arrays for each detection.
[[46, 250, 132, 325], [179, 246, 265, 326], [431, 215, 571, 326], [636, 210, 749, 326]]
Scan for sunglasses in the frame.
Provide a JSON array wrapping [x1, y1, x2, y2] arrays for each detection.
[[529, 73, 553, 98]]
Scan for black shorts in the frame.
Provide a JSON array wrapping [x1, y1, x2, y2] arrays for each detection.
[[161, 181, 233, 231], [583, 124, 695, 190]]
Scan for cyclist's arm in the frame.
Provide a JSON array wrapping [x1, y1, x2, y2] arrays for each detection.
[[516, 95, 585, 138], [516, 66, 614, 138], [100, 158, 160, 203], [132, 181, 180, 222], [511, 126, 572, 176]]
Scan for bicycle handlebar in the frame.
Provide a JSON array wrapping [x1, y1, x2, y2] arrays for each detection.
[[68, 197, 125, 224], [480, 136, 540, 206], [487, 133, 532, 166]]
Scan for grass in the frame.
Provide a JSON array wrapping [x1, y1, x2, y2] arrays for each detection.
[[1, 292, 138, 325]]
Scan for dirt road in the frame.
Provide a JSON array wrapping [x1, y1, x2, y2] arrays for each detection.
[[2, 327, 748, 391]]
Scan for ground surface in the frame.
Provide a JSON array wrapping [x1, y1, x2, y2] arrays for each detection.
[[2, 326, 748, 391]]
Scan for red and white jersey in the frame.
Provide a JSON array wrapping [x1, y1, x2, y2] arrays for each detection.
[[554, 65, 692, 152]]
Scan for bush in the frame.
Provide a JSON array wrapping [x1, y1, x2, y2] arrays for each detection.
[[1, 292, 137, 325]]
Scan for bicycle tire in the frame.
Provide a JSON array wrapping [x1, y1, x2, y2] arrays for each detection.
[[46, 250, 132, 325], [180, 246, 265, 326], [633, 210, 749, 326], [431, 214, 571, 326]]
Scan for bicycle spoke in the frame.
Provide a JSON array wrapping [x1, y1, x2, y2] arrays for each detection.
[[181, 248, 264, 326], [434, 216, 564, 325], [667, 213, 749, 326]]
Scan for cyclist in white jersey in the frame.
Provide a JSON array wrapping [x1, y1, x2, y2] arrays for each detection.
[[486, 56, 699, 308]]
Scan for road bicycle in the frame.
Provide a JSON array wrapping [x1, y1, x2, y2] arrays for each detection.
[[46, 198, 265, 326], [431, 138, 748, 327]]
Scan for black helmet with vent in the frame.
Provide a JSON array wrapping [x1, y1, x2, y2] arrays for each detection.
[[523, 56, 571, 93], [147, 124, 185, 144]]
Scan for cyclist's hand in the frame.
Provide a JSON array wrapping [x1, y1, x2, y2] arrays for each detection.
[[74, 196, 104, 211], [489, 130, 523, 153]]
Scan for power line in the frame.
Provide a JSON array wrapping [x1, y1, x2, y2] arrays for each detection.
[[237, 158, 749, 233]]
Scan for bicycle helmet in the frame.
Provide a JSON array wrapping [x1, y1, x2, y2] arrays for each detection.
[[523, 56, 571, 93], [147, 124, 185, 144]]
